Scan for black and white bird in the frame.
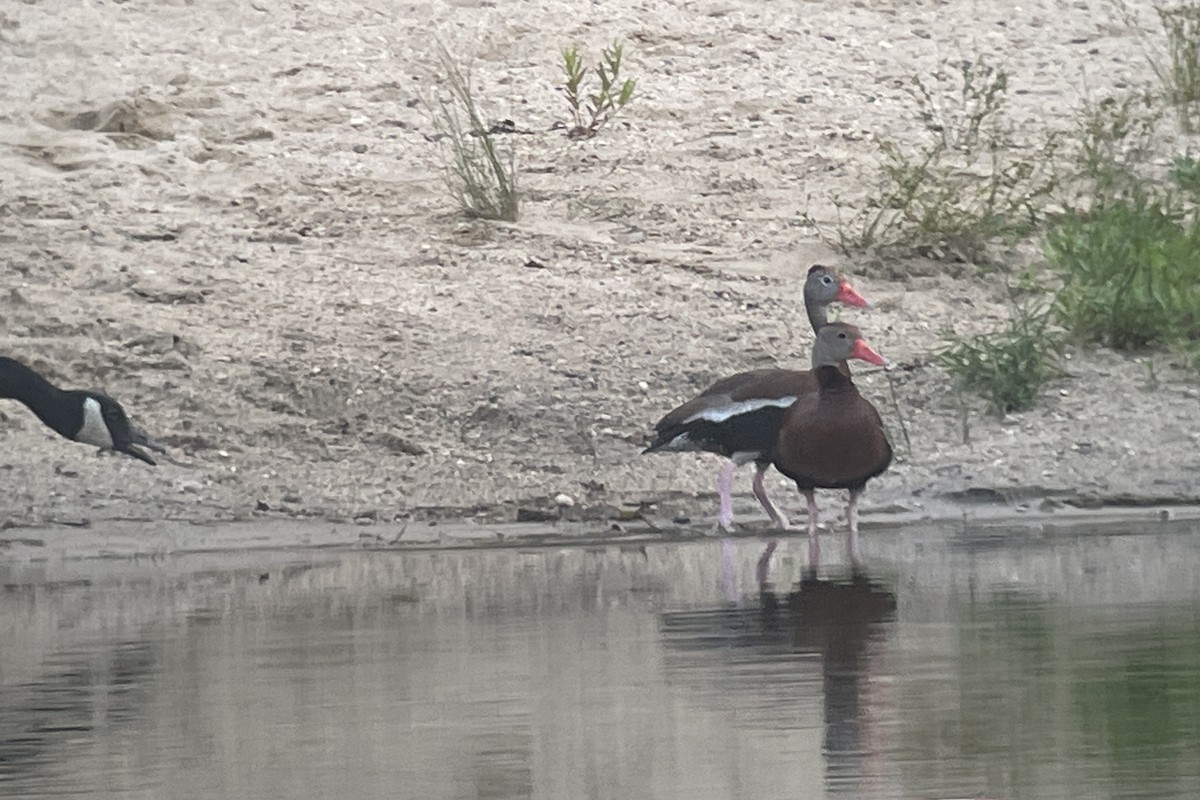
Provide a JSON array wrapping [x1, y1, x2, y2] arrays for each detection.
[[0, 356, 165, 465]]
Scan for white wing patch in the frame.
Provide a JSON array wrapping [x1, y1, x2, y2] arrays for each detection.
[[682, 396, 798, 425], [76, 397, 115, 449], [656, 434, 701, 453]]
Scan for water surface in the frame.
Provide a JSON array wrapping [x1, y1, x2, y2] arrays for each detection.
[[2, 518, 1199, 799]]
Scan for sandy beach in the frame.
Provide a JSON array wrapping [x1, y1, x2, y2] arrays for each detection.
[[2, 0, 1198, 551]]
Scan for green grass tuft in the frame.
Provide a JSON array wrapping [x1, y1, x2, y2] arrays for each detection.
[[429, 47, 519, 222], [938, 299, 1064, 414]]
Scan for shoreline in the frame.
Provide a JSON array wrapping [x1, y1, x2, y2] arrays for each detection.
[[4, 501, 1198, 565]]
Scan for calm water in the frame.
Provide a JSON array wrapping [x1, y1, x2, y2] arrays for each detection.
[[2, 518, 1200, 799]]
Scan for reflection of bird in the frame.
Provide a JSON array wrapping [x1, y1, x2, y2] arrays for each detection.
[[660, 573, 897, 794], [0, 357, 165, 465], [643, 265, 872, 533]]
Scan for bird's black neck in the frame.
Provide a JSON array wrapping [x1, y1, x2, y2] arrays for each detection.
[[814, 363, 856, 393], [0, 357, 82, 439]]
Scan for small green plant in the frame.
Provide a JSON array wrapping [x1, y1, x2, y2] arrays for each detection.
[[428, 47, 518, 221], [938, 298, 1063, 414], [819, 57, 1060, 262], [560, 42, 636, 139], [1046, 192, 1200, 363]]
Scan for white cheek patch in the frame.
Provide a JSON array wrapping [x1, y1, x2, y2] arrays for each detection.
[[682, 396, 798, 425], [76, 397, 115, 450]]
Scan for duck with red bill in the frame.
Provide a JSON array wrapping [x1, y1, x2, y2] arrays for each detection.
[[763, 322, 892, 585]]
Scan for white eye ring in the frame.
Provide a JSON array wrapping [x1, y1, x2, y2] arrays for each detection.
[[821, 275, 833, 285]]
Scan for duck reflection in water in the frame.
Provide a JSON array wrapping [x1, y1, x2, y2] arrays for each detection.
[[660, 572, 897, 795]]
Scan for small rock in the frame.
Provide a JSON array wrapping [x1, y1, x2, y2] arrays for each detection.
[[554, 493, 575, 508], [255, 500, 270, 512]]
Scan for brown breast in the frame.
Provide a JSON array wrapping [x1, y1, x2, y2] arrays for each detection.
[[770, 366, 892, 490]]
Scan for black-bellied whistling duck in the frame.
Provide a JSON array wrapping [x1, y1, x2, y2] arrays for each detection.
[[0, 356, 165, 465], [643, 265, 871, 532], [768, 323, 891, 577]]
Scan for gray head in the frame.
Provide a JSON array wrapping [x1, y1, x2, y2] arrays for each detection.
[[804, 265, 872, 332], [811, 322, 888, 370]]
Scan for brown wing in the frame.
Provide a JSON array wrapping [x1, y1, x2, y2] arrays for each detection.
[[653, 369, 815, 432]]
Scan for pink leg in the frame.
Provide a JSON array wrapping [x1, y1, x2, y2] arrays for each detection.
[[806, 491, 820, 571], [755, 539, 778, 591], [847, 489, 863, 569], [713, 460, 736, 534], [751, 463, 790, 529]]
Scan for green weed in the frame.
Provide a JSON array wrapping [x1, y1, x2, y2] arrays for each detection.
[[938, 298, 1064, 414], [820, 57, 1060, 262], [1070, 91, 1161, 202], [560, 42, 636, 139]]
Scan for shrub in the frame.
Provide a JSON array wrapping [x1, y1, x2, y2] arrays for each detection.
[[1046, 193, 1200, 362], [818, 57, 1060, 262]]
